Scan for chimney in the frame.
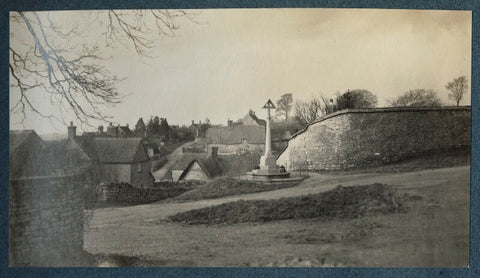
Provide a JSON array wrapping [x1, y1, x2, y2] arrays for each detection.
[[191, 120, 194, 126], [210, 147, 218, 159], [199, 120, 202, 125], [227, 119, 233, 127], [107, 122, 116, 137], [67, 121, 76, 139], [98, 125, 104, 134], [249, 109, 254, 116]]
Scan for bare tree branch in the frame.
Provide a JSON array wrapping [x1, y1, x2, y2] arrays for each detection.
[[9, 10, 195, 127]]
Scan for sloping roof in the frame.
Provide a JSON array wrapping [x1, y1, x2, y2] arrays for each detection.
[[10, 130, 43, 154], [118, 126, 133, 137], [74, 137, 148, 163], [10, 130, 46, 178], [246, 113, 266, 126], [205, 125, 265, 145], [135, 118, 145, 128], [174, 155, 226, 180], [237, 111, 266, 126], [172, 154, 205, 170]]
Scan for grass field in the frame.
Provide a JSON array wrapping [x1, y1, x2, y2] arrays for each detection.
[[84, 163, 469, 267]]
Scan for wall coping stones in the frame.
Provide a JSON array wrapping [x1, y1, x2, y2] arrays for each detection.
[[279, 106, 472, 159]]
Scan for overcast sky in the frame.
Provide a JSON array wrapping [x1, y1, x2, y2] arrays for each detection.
[[9, 8, 472, 134]]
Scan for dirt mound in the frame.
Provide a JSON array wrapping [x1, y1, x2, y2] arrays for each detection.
[[169, 183, 416, 225]]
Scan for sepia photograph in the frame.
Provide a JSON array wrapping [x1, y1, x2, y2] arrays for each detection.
[[8, 8, 472, 268]]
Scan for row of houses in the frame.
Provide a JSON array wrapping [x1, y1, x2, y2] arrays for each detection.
[[10, 125, 154, 188], [11, 109, 270, 187], [169, 110, 268, 182]]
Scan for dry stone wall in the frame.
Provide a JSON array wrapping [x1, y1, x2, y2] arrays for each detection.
[[96, 182, 189, 205], [277, 107, 471, 171], [9, 173, 85, 266]]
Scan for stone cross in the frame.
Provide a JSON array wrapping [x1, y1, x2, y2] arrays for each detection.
[[262, 99, 276, 157]]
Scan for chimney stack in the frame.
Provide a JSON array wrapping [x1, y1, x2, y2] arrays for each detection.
[[98, 125, 104, 135], [210, 147, 218, 159], [227, 119, 233, 127], [67, 121, 76, 139]]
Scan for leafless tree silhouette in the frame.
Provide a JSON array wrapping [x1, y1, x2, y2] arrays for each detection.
[[388, 89, 443, 107], [445, 76, 468, 106], [294, 97, 323, 124], [9, 10, 196, 127]]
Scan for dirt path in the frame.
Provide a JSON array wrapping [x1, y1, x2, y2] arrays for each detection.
[[87, 166, 470, 228], [151, 141, 195, 181]]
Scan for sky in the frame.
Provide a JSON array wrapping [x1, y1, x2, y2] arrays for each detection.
[[9, 8, 472, 134]]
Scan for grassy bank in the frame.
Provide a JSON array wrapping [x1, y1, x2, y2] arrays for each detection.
[[170, 177, 304, 202], [169, 183, 419, 225]]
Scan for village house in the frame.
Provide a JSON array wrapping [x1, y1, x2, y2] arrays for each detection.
[[104, 122, 134, 138], [11, 129, 91, 178], [9, 130, 46, 178], [190, 120, 210, 141], [9, 130, 89, 266], [134, 117, 146, 138], [66, 122, 154, 188], [171, 147, 225, 182], [205, 125, 265, 155], [235, 109, 266, 127]]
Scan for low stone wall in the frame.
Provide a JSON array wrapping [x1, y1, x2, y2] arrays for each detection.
[[95, 182, 190, 205], [277, 106, 471, 171], [9, 172, 86, 266]]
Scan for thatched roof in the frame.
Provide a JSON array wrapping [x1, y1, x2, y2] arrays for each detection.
[[239, 111, 266, 126], [9, 130, 46, 178], [74, 137, 148, 163], [206, 125, 265, 145], [172, 154, 226, 180], [10, 130, 44, 154]]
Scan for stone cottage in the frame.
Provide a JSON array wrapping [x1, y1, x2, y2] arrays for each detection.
[[67, 122, 154, 188], [171, 147, 225, 182], [205, 125, 265, 155], [9, 130, 46, 178], [238, 109, 266, 126], [9, 130, 88, 266]]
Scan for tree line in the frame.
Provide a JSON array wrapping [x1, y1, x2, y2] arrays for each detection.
[[274, 76, 469, 125]]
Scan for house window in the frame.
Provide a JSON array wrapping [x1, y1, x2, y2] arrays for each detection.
[[137, 163, 143, 173]]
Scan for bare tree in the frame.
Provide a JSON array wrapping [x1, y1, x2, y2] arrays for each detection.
[[294, 97, 323, 124], [9, 10, 195, 127], [275, 93, 293, 122], [445, 76, 468, 106], [388, 89, 442, 107]]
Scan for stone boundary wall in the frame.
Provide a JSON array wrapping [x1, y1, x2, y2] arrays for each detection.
[[277, 106, 471, 171], [9, 172, 86, 266], [96, 182, 189, 205]]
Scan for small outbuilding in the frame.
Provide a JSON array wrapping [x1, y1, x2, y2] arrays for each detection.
[[171, 147, 225, 182]]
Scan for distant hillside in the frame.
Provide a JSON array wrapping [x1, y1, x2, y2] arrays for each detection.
[[39, 133, 67, 141]]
